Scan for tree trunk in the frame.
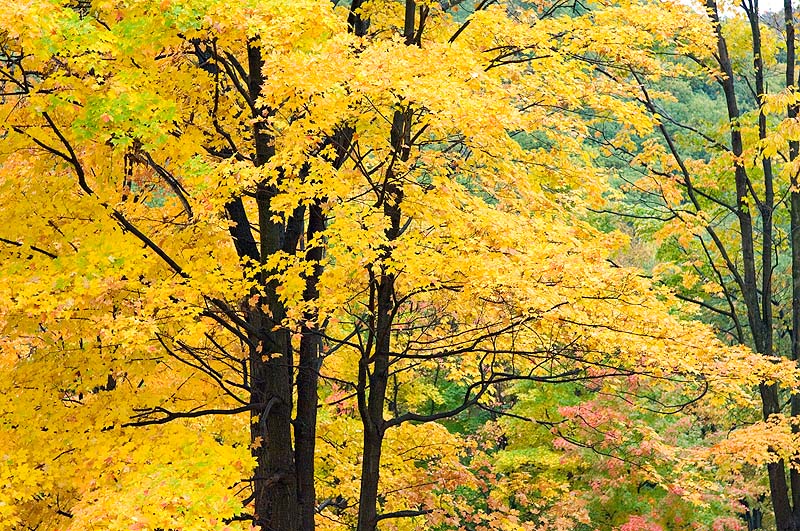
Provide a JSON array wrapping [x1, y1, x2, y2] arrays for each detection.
[[355, 107, 408, 531], [247, 41, 299, 531], [295, 202, 325, 531], [348, 4, 414, 530], [356, 423, 387, 531], [356, 262, 395, 531], [706, 0, 794, 527], [785, 0, 800, 519]]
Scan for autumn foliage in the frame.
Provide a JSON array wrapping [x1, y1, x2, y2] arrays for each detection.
[[2, 1, 800, 531]]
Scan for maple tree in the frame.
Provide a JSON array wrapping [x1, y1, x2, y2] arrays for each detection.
[[2, 1, 800, 531], [599, 0, 800, 528]]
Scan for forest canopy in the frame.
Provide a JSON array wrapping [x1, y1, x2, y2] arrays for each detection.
[[3, 0, 800, 531]]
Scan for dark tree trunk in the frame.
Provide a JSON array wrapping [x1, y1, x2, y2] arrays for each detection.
[[356, 263, 395, 531], [348, 0, 371, 35], [247, 42, 299, 531], [745, 0, 775, 366], [705, 0, 796, 527], [705, 2, 761, 351], [224, 5, 373, 528], [355, 102, 410, 531], [742, 499, 763, 531], [295, 123, 360, 531], [356, 424, 387, 531], [247, 183, 298, 531], [785, 0, 800, 520], [295, 202, 325, 531]]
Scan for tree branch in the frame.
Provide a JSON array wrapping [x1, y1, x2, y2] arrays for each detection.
[[122, 403, 260, 427], [376, 509, 432, 521], [0, 236, 58, 258]]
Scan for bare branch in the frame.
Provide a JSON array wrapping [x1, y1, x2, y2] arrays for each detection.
[[376, 509, 433, 521], [122, 403, 259, 427], [0, 236, 58, 259]]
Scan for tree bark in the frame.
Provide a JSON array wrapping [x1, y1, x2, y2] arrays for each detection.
[[295, 201, 324, 531], [355, 101, 410, 531], [246, 41, 299, 531], [786, 0, 800, 521]]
